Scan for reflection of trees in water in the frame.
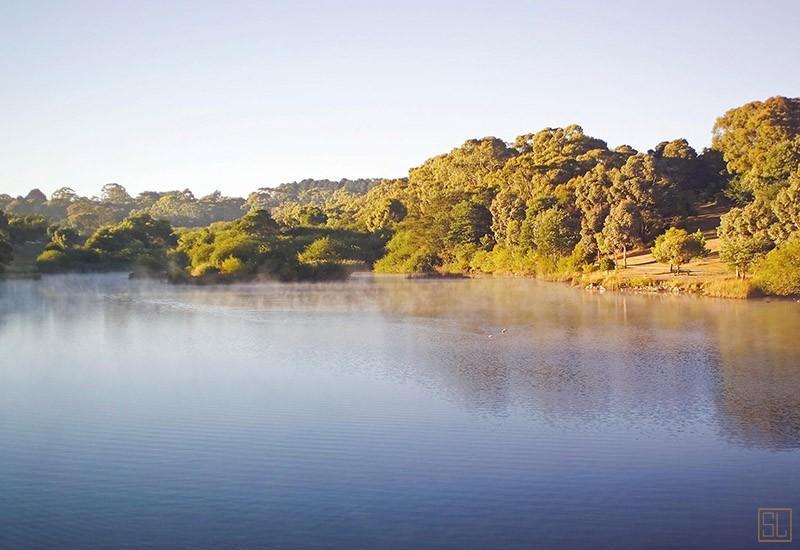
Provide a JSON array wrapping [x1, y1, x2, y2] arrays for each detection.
[[709, 301, 800, 450], [368, 278, 722, 430], [370, 277, 800, 449], [92, 273, 800, 449], [6, 274, 800, 450], [0, 281, 10, 335]]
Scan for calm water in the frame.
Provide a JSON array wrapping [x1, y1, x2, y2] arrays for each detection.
[[1, 274, 798, 549]]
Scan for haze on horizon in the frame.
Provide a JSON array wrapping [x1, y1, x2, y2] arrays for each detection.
[[2, 0, 799, 198]]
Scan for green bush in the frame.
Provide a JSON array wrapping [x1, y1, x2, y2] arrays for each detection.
[[36, 248, 103, 272], [219, 255, 246, 274], [35, 249, 67, 271], [374, 229, 440, 273], [754, 236, 800, 295], [208, 233, 260, 265], [298, 237, 342, 264], [442, 243, 480, 273], [191, 262, 220, 277], [597, 257, 616, 271]]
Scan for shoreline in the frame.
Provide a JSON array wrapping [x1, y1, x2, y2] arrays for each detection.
[[414, 269, 800, 301], [8, 268, 800, 302]]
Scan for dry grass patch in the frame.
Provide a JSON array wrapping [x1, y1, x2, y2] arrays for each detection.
[[701, 278, 760, 299]]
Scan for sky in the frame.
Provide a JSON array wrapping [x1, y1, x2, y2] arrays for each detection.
[[1, 0, 799, 198]]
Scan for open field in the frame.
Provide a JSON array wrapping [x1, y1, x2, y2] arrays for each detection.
[[578, 202, 767, 299], [621, 202, 730, 282]]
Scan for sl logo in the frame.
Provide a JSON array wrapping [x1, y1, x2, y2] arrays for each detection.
[[758, 508, 792, 543]]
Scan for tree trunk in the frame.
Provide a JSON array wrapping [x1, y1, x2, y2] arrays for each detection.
[[622, 245, 627, 268]]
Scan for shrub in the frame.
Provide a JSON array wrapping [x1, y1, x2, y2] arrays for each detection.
[[219, 255, 246, 274], [208, 233, 260, 265], [467, 248, 494, 273], [298, 237, 342, 264], [754, 236, 800, 295], [597, 257, 616, 271], [36, 249, 68, 272], [374, 229, 440, 273], [36, 248, 102, 272], [191, 262, 220, 277], [441, 243, 480, 274]]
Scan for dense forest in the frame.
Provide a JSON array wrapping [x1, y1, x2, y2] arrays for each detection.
[[1, 96, 800, 295]]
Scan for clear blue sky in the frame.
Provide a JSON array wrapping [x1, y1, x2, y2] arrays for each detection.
[[2, 0, 799, 198]]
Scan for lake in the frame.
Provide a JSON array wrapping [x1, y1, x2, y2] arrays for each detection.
[[1, 273, 798, 548]]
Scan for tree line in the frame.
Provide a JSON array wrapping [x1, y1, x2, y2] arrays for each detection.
[[1, 96, 799, 294], [0, 178, 386, 236]]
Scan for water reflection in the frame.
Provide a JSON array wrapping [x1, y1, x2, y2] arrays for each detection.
[[711, 302, 800, 450], [2, 273, 798, 450], [2, 273, 800, 548]]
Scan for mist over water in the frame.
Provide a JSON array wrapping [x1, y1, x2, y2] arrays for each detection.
[[1, 274, 798, 548]]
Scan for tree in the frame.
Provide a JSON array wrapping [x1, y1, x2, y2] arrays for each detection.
[[236, 209, 279, 237], [652, 139, 721, 214], [148, 192, 202, 226], [136, 191, 164, 207], [490, 126, 613, 247], [51, 187, 78, 202], [610, 154, 664, 240], [297, 205, 327, 226], [404, 137, 513, 258], [100, 183, 132, 204], [712, 96, 800, 200], [651, 227, 708, 274], [365, 198, 407, 233], [718, 205, 774, 278], [374, 224, 441, 273], [6, 215, 49, 243], [119, 213, 176, 249], [84, 213, 175, 264], [25, 189, 47, 203], [720, 236, 771, 279], [67, 200, 118, 234], [520, 206, 580, 259], [575, 164, 615, 257], [48, 226, 83, 249], [769, 170, 800, 243], [600, 200, 643, 267], [447, 200, 492, 246]]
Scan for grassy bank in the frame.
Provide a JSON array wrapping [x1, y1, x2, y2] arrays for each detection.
[[570, 271, 761, 299]]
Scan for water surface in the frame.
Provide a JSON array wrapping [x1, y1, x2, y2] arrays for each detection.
[[1, 274, 798, 548]]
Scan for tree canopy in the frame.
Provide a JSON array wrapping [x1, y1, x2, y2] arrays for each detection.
[[6, 95, 800, 293], [651, 228, 708, 274]]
